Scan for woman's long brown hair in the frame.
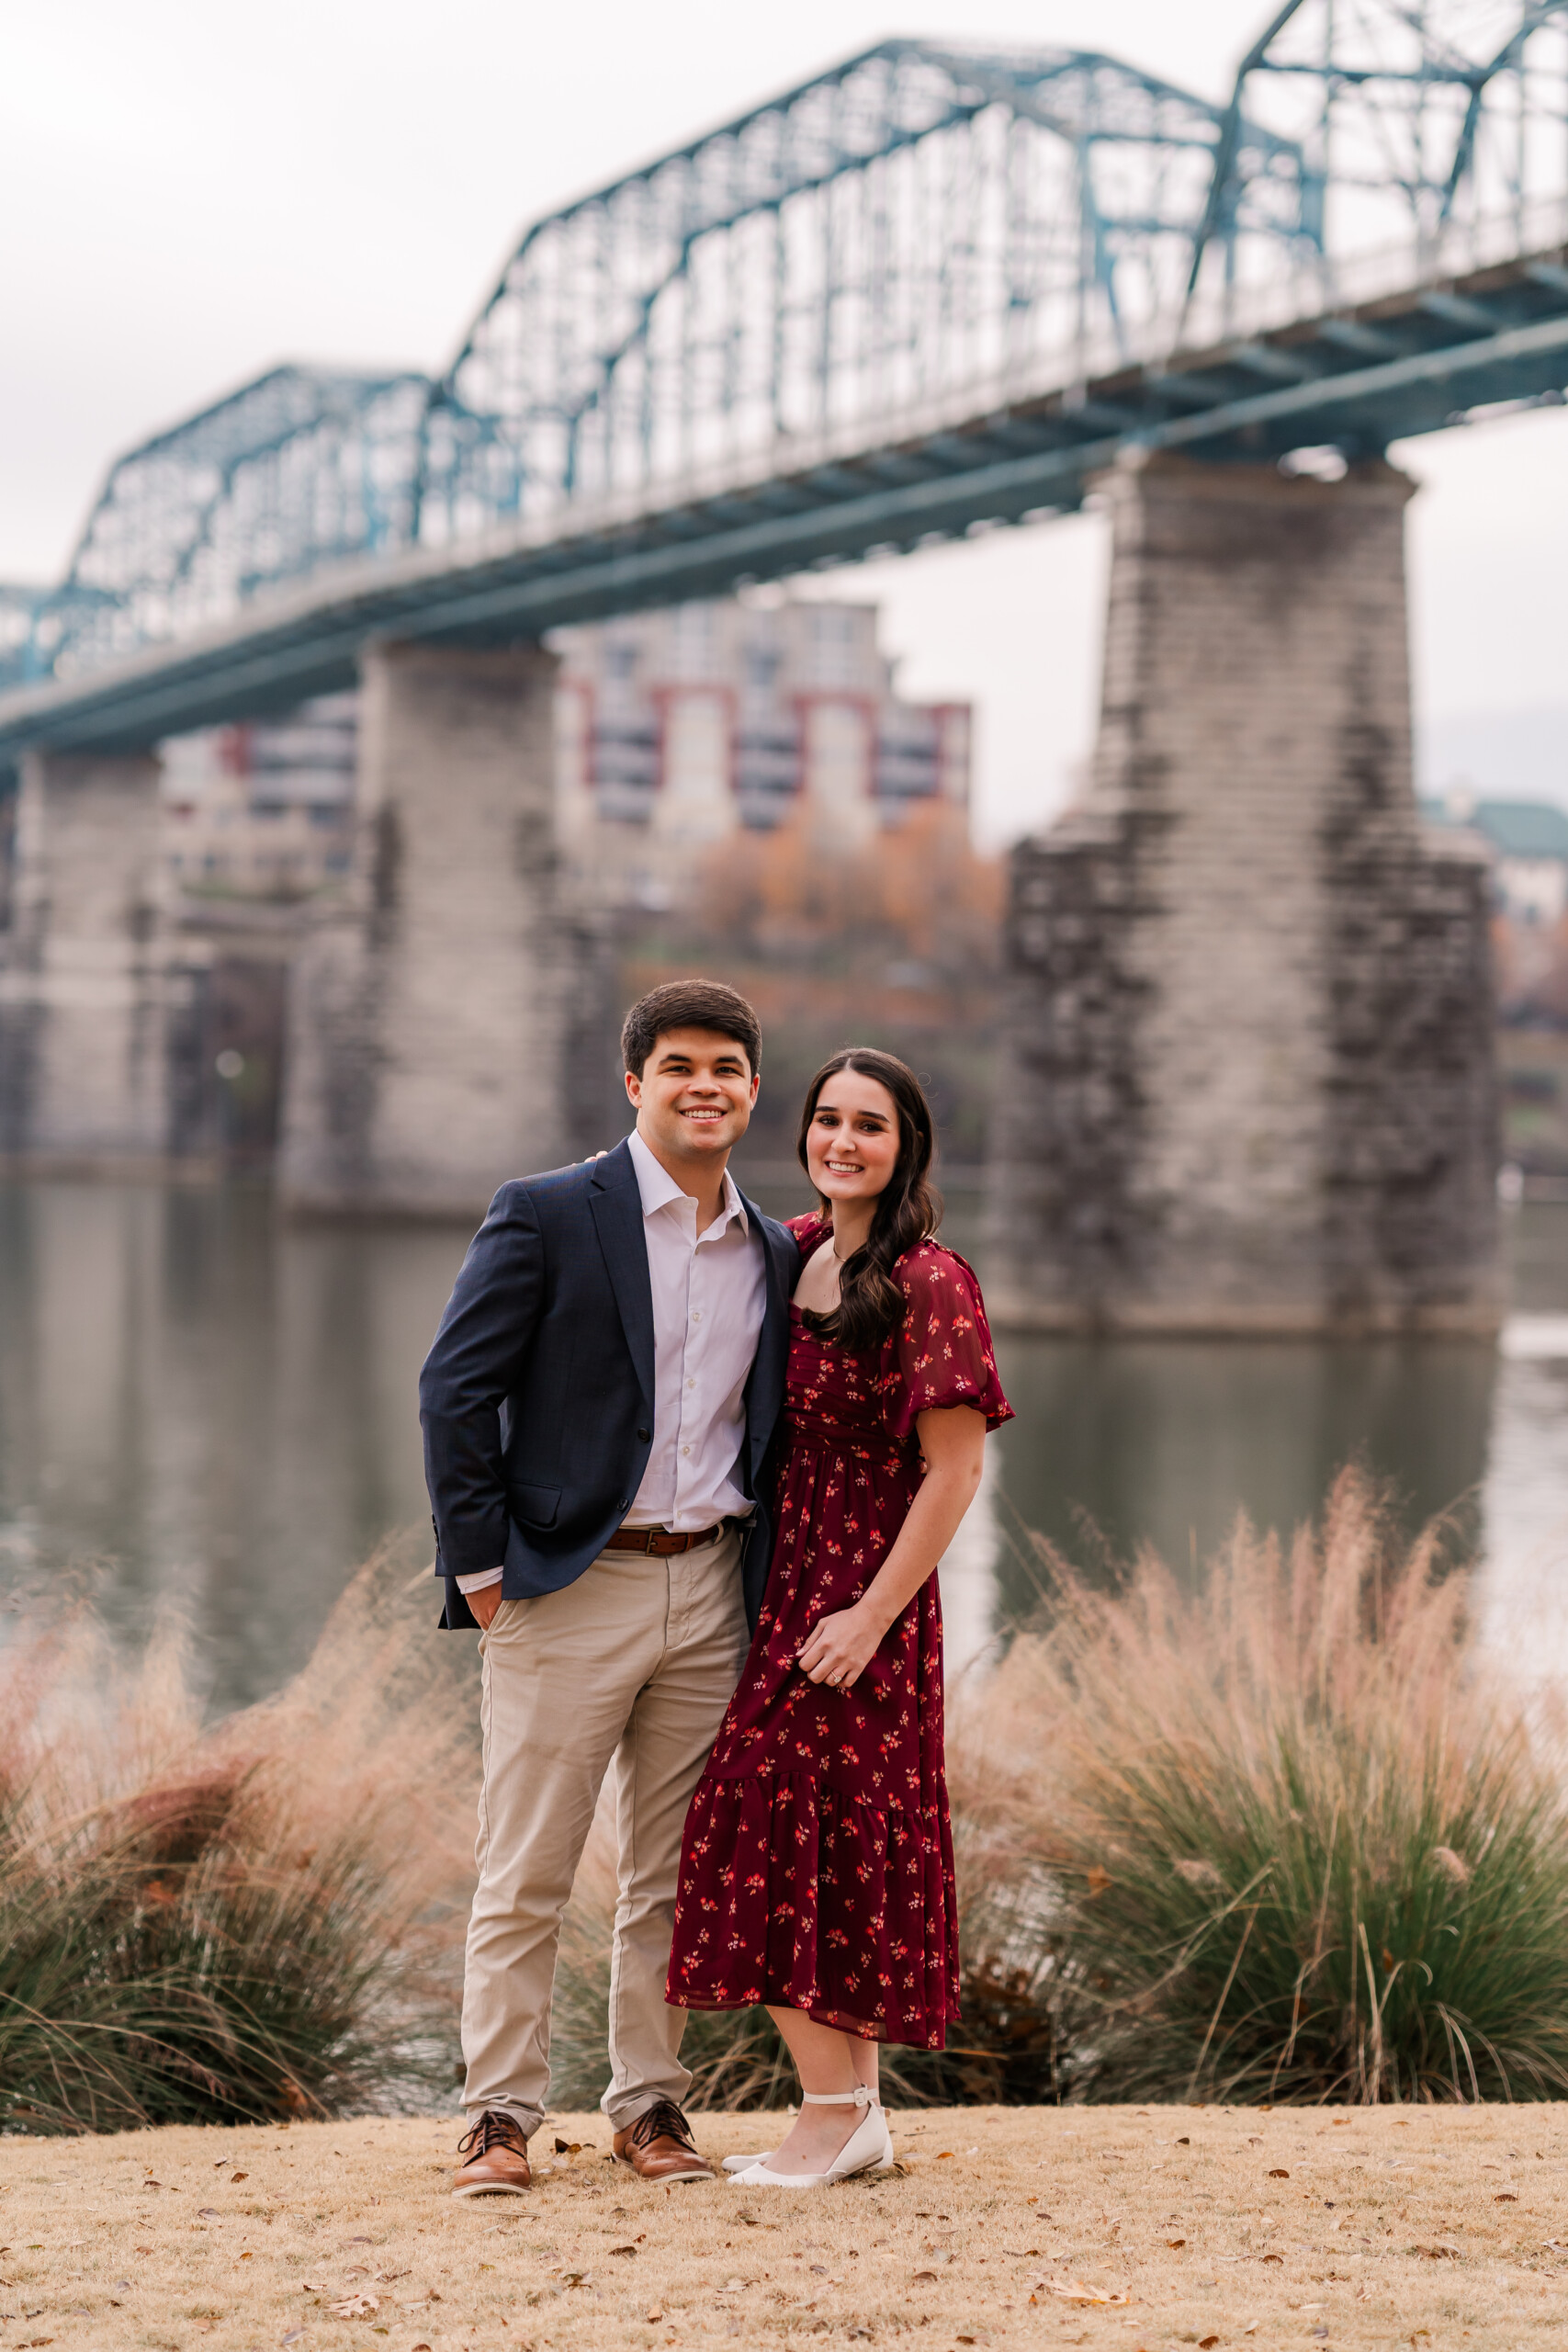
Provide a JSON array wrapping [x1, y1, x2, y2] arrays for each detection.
[[795, 1047, 942, 1355]]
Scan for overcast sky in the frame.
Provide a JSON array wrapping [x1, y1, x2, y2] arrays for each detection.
[[4, 0, 1565, 844]]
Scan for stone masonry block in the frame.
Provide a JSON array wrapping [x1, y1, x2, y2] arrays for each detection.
[[278, 639, 580, 1218], [987, 452, 1499, 1334]]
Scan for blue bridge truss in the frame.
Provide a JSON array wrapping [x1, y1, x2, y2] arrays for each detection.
[[4, 0, 1568, 756]]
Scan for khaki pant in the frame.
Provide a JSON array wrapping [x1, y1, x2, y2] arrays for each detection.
[[461, 1525, 748, 2138]]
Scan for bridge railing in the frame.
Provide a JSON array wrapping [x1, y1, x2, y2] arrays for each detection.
[[4, 6, 1567, 704]]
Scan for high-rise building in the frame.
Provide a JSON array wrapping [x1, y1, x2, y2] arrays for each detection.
[[554, 598, 970, 903], [163, 694, 357, 895]]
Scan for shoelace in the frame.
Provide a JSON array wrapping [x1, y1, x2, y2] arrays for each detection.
[[457, 2110, 525, 2161], [628, 2098, 695, 2151]]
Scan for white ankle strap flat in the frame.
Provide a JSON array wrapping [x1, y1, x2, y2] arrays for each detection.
[[724, 2085, 879, 2166], [727, 2088, 892, 2188]]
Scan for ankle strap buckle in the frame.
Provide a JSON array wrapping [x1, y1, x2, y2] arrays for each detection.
[[799, 2086, 877, 2108]]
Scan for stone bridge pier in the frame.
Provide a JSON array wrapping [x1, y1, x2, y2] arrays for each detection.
[[277, 639, 592, 1219], [0, 750, 212, 1170], [987, 449, 1500, 1335]]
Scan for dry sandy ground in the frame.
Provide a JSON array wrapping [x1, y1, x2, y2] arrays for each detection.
[[2, 2104, 1565, 2352]]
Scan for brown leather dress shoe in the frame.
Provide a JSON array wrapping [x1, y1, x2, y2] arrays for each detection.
[[613, 2098, 714, 2182], [452, 2109, 532, 2197]]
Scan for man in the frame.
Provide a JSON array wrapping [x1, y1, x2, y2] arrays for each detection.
[[420, 978, 797, 2197]]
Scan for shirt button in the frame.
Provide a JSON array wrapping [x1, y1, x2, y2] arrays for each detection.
[[682, 1444, 691, 1456], [686, 1377, 695, 1389], [692, 1310, 702, 1323]]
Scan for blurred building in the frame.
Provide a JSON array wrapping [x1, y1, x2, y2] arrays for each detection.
[[162, 695, 357, 897], [1423, 797, 1568, 1174], [1421, 792, 1568, 927], [553, 598, 970, 903]]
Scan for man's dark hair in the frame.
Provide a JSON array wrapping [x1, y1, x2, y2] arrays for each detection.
[[621, 979, 762, 1079]]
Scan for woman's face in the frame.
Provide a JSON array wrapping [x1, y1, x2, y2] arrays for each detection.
[[806, 1069, 903, 1208]]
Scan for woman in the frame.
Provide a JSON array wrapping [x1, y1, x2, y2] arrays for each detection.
[[666, 1047, 1012, 2187]]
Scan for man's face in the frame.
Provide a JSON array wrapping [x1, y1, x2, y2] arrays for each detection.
[[626, 1026, 759, 1165]]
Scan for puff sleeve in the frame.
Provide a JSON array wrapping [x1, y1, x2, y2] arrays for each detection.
[[885, 1243, 1014, 1439]]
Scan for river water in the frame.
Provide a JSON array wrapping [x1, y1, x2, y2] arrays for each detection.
[[2, 1177, 1565, 1711]]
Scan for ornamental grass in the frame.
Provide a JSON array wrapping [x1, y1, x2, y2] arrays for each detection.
[[0, 1550, 472, 2134], [8, 1469, 1568, 2132], [956, 1466, 1568, 2105]]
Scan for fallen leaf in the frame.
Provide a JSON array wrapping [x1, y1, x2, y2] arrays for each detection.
[[1268, 2168, 1291, 2179], [229, 2171, 248, 2184], [1496, 2193, 1518, 2202], [554, 2138, 581, 2154], [1262, 2253, 1284, 2264], [1200, 2338, 1220, 2348], [1175, 2136, 1190, 2147], [1086, 1864, 1112, 1896], [197, 2207, 220, 2218], [646, 2313, 663, 2325], [1050, 2280, 1130, 2306], [239, 2250, 253, 2260], [1167, 2237, 1187, 2249], [912, 2270, 939, 2282], [609, 2244, 637, 2256], [936, 2151, 954, 2160], [330, 2294, 379, 2319]]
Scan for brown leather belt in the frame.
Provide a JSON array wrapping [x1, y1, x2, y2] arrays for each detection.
[[603, 1522, 728, 1556]]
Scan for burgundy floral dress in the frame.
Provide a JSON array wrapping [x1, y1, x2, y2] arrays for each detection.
[[666, 1216, 1012, 2048]]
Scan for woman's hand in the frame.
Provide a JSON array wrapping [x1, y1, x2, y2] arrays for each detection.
[[796, 1602, 884, 1690]]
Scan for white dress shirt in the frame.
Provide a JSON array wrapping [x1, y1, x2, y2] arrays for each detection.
[[456, 1130, 767, 1593]]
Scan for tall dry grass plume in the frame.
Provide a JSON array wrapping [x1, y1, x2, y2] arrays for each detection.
[[11, 1474, 1568, 2130], [0, 1549, 477, 2134], [951, 1469, 1568, 2104]]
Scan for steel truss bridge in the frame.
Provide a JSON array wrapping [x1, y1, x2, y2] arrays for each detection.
[[4, 0, 1568, 762]]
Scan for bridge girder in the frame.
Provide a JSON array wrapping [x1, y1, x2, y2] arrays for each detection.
[[3, 3, 1568, 735]]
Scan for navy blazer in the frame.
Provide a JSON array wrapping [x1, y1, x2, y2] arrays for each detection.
[[420, 1137, 799, 1634]]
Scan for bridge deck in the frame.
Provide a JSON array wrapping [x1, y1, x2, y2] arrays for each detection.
[[3, 244, 1565, 759]]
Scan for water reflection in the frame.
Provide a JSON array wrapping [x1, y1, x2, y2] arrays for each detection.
[[987, 1332, 1495, 1619], [0, 1182, 462, 1707], [0, 1178, 1563, 1711]]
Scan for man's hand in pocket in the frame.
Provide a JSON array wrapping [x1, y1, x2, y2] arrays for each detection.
[[469, 1584, 505, 1631]]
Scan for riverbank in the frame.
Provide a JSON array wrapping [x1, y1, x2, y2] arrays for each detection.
[[3, 2102, 1564, 2351]]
